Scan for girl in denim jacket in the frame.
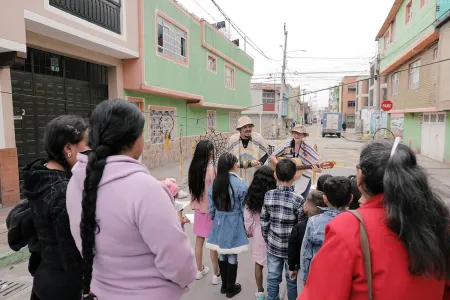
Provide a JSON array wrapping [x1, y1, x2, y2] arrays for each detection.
[[206, 152, 248, 298]]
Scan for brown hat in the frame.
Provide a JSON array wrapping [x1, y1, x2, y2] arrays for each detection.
[[291, 124, 309, 136], [236, 116, 254, 130]]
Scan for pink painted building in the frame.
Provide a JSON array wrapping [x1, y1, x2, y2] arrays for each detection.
[[0, 0, 139, 205]]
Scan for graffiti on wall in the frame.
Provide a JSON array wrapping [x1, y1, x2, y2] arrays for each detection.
[[390, 114, 404, 137], [359, 108, 387, 135]]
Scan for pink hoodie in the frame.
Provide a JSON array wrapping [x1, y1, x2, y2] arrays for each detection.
[[66, 154, 196, 300]]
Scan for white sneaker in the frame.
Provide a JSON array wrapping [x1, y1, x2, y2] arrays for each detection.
[[177, 190, 189, 199], [212, 274, 222, 285], [196, 266, 210, 280], [255, 291, 266, 300]]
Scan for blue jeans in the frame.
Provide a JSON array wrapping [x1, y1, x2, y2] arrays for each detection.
[[219, 254, 238, 265], [267, 253, 297, 300]]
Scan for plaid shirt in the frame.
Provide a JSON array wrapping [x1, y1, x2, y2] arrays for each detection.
[[261, 185, 307, 258]]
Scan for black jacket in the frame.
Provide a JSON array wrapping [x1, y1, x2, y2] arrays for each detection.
[[22, 159, 82, 300], [288, 219, 308, 271]]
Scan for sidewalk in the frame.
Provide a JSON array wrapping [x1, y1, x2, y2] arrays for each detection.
[[342, 129, 450, 205]]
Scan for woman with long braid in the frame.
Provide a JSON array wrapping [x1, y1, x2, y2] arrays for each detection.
[[67, 99, 196, 300]]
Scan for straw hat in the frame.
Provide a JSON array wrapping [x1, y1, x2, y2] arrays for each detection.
[[236, 116, 254, 130], [291, 124, 309, 136]]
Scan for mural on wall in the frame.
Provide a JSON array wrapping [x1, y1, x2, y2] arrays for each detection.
[[390, 113, 404, 137], [359, 108, 387, 135]]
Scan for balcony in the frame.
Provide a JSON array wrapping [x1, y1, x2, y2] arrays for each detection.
[[49, 0, 121, 34]]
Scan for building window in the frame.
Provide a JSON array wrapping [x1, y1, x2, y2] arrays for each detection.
[[391, 20, 396, 42], [409, 60, 421, 90], [406, 1, 413, 24], [420, 0, 430, 7], [348, 86, 356, 93], [262, 90, 275, 104], [157, 14, 187, 64], [207, 54, 217, 73], [438, 113, 446, 123], [149, 107, 176, 144], [348, 101, 356, 107], [127, 97, 144, 112], [207, 110, 217, 130], [434, 47, 438, 60], [229, 112, 239, 132], [225, 65, 235, 89], [384, 32, 390, 50], [391, 73, 399, 95]]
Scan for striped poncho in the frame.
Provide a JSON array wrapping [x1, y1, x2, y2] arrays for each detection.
[[271, 139, 319, 195]]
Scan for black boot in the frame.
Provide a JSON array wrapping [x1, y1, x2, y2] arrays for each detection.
[[226, 263, 242, 298], [218, 260, 228, 294]]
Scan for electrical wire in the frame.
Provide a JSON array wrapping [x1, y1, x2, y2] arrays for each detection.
[[191, 0, 217, 22]]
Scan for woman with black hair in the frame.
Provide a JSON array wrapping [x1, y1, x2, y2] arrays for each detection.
[[244, 165, 277, 300], [188, 140, 220, 284], [206, 152, 249, 298], [66, 99, 196, 300], [22, 115, 88, 300], [298, 139, 450, 300]]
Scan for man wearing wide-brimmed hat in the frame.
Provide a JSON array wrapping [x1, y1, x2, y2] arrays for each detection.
[[228, 116, 269, 184], [270, 124, 321, 198]]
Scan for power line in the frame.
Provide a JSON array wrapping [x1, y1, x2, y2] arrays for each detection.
[[286, 56, 372, 60], [191, 0, 217, 22], [5, 58, 450, 124], [209, 0, 280, 63]]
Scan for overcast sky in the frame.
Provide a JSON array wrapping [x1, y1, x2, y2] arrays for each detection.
[[176, 0, 394, 107]]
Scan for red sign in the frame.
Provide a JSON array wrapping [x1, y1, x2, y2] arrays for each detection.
[[381, 100, 393, 112]]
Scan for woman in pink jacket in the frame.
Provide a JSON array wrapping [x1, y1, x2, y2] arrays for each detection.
[[67, 99, 196, 300], [189, 140, 220, 284]]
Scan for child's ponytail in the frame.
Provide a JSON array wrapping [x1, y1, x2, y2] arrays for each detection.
[[359, 140, 450, 279]]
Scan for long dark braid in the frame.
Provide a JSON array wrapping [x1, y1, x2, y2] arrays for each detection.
[[80, 99, 145, 296]]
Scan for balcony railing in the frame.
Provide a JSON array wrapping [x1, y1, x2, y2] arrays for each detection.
[[50, 0, 121, 34]]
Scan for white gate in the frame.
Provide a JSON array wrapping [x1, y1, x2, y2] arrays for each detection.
[[421, 113, 446, 161]]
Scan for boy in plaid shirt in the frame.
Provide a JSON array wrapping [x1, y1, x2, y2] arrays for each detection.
[[261, 159, 306, 300]]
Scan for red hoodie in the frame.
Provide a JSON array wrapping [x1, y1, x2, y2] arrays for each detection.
[[298, 194, 450, 300]]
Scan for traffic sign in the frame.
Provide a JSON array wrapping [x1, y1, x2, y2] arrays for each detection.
[[381, 100, 393, 112]]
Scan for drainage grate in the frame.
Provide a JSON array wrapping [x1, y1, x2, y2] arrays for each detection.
[[0, 280, 31, 299]]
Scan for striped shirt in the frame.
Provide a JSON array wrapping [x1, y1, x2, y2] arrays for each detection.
[[271, 140, 319, 193], [261, 185, 307, 258]]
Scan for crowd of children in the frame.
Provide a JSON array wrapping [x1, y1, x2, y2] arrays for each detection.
[[184, 140, 364, 300]]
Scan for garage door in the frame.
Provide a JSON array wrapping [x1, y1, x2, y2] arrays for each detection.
[[11, 48, 108, 167], [421, 113, 446, 161]]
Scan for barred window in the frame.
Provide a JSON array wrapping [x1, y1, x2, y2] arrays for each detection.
[[150, 108, 175, 144], [408, 60, 420, 90], [229, 112, 239, 131], [157, 15, 187, 64], [207, 111, 216, 130], [225, 65, 235, 89], [263, 90, 275, 104], [207, 54, 217, 72], [391, 73, 399, 96]]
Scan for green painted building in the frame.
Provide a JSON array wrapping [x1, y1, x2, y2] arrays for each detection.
[[123, 0, 254, 167], [377, 0, 449, 163]]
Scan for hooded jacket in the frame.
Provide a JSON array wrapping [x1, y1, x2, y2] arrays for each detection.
[[66, 153, 196, 300], [22, 159, 83, 299]]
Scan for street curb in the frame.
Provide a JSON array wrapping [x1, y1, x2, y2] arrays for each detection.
[[341, 134, 370, 143], [0, 247, 30, 269]]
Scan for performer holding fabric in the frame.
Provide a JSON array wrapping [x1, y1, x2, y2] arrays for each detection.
[[269, 124, 321, 199], [228, 116, 269, 184]]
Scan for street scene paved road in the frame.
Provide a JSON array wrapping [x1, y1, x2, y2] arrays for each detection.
[[0, 125, 449, 299]]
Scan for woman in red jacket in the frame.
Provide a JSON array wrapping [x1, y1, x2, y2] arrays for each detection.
[[298, 139, 450, 300]]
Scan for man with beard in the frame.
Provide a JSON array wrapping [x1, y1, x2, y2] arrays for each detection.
[[228, 116, 269, 184]]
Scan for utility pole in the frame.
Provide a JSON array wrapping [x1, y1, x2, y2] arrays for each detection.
[[279, 23, 288, 128], [374, 54, 381, 137]]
